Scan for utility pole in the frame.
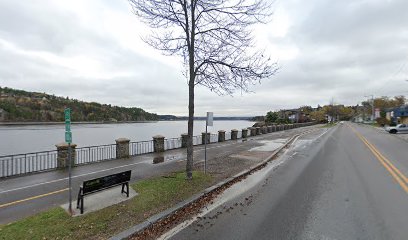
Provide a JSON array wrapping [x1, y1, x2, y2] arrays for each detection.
[[364, 95, 374, 122]]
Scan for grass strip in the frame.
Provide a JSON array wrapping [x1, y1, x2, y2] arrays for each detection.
[[319, 123, 337, 128], [0, 171, 212, 240]]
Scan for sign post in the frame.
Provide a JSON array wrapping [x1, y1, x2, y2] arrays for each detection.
[[205, 112, 213, 174], [375, 108, 380, 119], [64, 108, 73, 215]]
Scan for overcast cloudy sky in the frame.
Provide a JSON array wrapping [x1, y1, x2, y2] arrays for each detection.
[[0, 0, 407, 116]]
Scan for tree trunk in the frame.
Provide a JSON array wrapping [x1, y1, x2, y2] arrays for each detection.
[[186, 80, 194, 180], [186, 0, 196, 180]]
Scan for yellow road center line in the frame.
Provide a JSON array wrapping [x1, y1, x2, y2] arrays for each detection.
[[350, 126, 408, 184], [0, 188, 68, 209], [360, 137, 408, 193], [348, 125, 408, 193], [364, 140, 408, 184]]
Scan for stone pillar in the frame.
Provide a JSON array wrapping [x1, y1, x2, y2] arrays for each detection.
[[242, 129, 248, 138], [267, 126, 272, 133], [218, 130, 226, 142], [181, 133, 188, 148], [202, 132, 210, 144], [56, 143, 77, 169], [153, 135, 165, 153], [256, 127, 261, 135], [115, 138, 130, 159], [262, 126, 268, 134], [249, 127, 257, 136], [231, 129, 238, 140]]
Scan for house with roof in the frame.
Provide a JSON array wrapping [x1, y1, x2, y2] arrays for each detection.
[[385, 105, 408, 124]]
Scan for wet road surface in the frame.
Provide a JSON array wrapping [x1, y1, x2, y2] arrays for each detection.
[[169, 123, 408, 240]]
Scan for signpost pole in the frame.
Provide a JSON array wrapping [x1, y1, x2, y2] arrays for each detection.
[[204, 123, 207, 174], [68, 142, 72, 214], [205, 112, 213, 174], [64, 108, 73, 215]]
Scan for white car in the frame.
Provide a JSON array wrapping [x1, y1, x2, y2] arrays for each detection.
[[385, 124, 408, 134]]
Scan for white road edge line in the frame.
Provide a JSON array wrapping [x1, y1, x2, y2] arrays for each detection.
[[0, 161, 146, 194], [0, 142, 242, 194]]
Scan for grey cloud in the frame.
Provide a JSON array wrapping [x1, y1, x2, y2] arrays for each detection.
[[0, 0, 407, 116]]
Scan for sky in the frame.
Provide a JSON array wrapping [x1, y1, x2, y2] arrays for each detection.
[[0, 0, 407, 117]]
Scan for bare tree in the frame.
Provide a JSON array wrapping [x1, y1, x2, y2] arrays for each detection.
[[129, 0, 278, 179]]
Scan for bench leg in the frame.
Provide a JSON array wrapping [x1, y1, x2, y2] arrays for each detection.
[[121, 182, 129, 197], [77, 188, 82, 209], [81, 196, 84, 214]]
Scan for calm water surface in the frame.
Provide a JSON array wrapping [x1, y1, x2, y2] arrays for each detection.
[[0, 121, 254, 155]]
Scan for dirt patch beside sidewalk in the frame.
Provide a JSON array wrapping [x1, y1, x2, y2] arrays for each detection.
[[193, 149, 275, 183]]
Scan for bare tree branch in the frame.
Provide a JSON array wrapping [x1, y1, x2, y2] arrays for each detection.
[[128, 0, 279, 179]]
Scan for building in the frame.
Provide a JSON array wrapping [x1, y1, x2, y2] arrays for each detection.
[[279, 108, 310, 123], [385, 105, 408, 124]]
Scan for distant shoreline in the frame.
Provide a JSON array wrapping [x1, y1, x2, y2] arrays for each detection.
[[0, 119, 252, 126], [0, 121, 158, 126]]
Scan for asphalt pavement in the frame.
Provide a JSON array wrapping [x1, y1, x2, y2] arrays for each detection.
[[169, 123, 408, 240]]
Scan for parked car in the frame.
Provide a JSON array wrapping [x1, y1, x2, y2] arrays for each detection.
[[385, 124, 408, 134]]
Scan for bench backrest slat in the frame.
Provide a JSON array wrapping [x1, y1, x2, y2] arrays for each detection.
[[83, 170, 131, 194]]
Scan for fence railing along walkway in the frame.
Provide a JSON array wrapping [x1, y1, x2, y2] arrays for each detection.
[[0, 122, 316, 178]]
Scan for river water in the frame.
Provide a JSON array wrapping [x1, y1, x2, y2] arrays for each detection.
[[0, 121, 255, 156]]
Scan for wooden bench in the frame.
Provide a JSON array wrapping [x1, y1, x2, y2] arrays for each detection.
[[77, 170, 131, 214]]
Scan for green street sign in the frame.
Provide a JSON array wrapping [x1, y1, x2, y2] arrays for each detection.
[[65, 124, 71, 132], [65, 131, 72, 144], [64, 108, 72, 143], [64, 108, 71, 121]]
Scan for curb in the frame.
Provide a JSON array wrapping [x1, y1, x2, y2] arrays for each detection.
[[109, 133, 300, 240]]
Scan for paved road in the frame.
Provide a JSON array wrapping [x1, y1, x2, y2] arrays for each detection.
[[0, 126, 316, 224], [170, 123, 408, 240]]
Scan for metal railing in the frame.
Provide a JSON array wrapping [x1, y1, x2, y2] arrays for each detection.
[[1, 123, 317, 178], [164, 138, 182, 150], [192, 135, 202, 145], [76, 144, 116, 165], [210, 134, 218, 143], [130, 140, 154, 156], [225, 132, 232, 140], [0, 150, 58, 178]]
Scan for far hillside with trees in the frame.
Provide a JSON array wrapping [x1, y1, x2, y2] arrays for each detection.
[[0, 87, 159, 122]]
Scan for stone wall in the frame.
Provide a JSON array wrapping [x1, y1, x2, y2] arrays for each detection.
[[56, 143, 77, 169], [116, 138, 130, 159], [153, 135, 165, 152]]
